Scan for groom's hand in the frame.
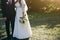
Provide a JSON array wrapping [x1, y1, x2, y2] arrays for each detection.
[[3, 17, 7, 21]]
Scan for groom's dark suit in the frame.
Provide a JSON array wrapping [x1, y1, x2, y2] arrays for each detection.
[[1, 0, 16, 38]]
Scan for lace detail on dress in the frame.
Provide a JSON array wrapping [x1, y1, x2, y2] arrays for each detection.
[[15, 2, 21, 8]]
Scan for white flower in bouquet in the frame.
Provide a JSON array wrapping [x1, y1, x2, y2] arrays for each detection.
[[19, 17, 27, 24]]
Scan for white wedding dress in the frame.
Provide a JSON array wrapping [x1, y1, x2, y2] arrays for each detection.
[[13, 0, 32, 39]]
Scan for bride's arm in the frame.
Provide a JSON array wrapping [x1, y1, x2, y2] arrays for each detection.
[[21, 0, 28, 12], [21, 0, 28, 18]]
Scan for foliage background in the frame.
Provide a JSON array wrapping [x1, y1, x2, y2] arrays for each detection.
[[0, 0, 60, 40]]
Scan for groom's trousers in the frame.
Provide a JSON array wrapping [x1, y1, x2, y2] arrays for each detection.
[[5, 17, 15, 38]]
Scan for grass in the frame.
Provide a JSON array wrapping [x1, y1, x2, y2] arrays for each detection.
[[0, 12, 60, 40], [30, 27, 60, 40], [28, 12, 60, 40]]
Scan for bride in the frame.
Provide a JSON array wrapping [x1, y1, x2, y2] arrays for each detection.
[[13, 0, 32, 40]]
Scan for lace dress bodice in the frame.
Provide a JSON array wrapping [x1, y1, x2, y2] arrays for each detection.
[[15, 0, 28, 12], [15, 2, 21, 8]]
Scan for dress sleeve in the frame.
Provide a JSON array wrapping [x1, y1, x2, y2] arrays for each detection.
[[21, 0, 28, 12]]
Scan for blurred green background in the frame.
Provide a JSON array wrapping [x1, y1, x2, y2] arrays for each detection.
[[0, 0, 60, 40]]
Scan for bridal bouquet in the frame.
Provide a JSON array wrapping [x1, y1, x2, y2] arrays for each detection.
[[19, 17, 27, 24]]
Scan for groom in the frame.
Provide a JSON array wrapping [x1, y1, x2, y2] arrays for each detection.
[[1, 0, 16, 39]]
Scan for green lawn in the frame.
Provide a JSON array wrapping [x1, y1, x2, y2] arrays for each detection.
[[0, 12, 60, 40]]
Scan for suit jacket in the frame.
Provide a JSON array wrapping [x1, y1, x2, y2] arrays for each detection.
[[1, 0, 16, 18]]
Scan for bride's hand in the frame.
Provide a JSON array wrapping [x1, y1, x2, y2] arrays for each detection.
[[22, 12, 26, 18], [20, 17, 23, 19]]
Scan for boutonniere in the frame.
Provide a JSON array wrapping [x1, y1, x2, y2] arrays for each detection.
[[6, 2, 8, 4]]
